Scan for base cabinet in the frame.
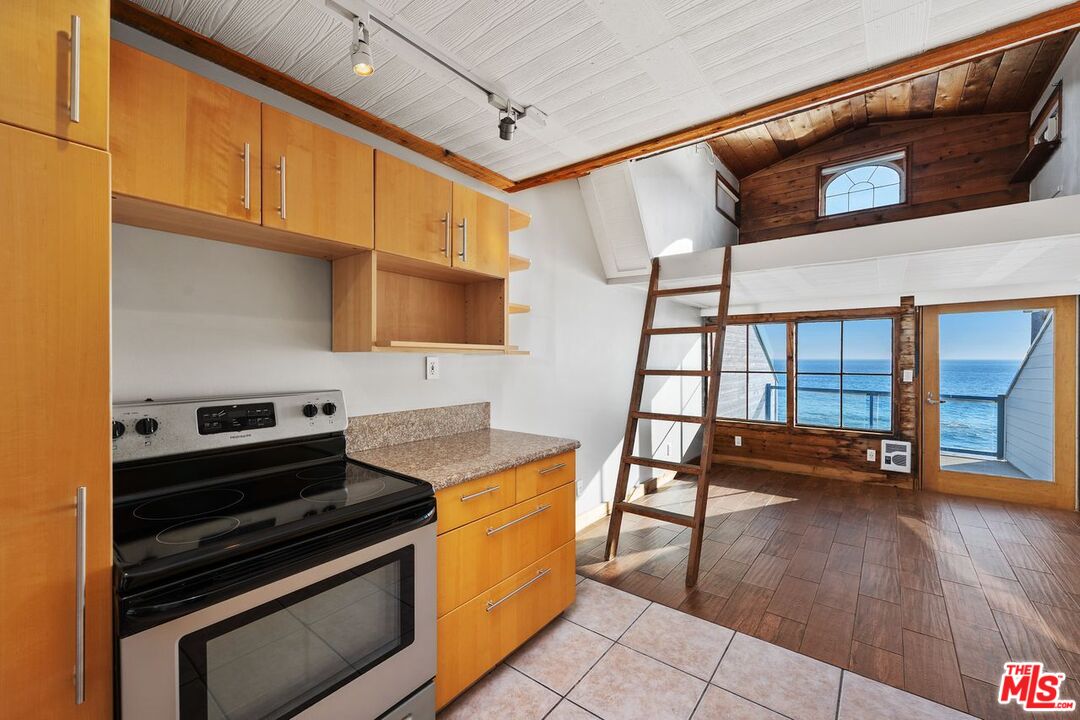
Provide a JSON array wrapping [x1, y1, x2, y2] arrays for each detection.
[[433, 452, 577, 709]]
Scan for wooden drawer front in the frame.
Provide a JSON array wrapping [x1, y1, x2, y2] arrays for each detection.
[[516, 451, 576, 502], [434, 469, 515, 535], [437, 482, 575, 616], [436, 540, 576, 709]]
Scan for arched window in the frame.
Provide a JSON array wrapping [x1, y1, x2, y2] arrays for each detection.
[[820, 150, 906, 217]]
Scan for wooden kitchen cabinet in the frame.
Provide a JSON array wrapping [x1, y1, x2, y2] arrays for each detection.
[[375, 151, 453, 266], [434, 450, 577, 708], [261, 105, 373, 248], [451, 184, 509, 278], [0, 123, 112, 718], [0, 1, 109, 150], [111, 41, 262, 224]]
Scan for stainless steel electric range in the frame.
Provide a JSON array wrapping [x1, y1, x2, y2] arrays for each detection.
[[112, 391, 436, 720]]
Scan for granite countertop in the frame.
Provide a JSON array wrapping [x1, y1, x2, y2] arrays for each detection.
[[348, 428, 580, 491]]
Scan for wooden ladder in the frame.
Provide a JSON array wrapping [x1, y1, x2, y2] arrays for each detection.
[[604, 247, 733, 587]]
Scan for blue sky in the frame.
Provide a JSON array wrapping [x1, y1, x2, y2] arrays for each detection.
[[939, 310, 1037, 361]]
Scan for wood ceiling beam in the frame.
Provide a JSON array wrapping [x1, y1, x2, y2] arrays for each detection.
[[507, 2, 1080, 192], [110, 0, 515, 191]]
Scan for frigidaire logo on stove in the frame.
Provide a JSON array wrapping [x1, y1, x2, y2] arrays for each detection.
[[229, 433, 253, 440]]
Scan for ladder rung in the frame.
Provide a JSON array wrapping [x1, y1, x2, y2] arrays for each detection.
[[624, 456, 703, 474], [640, 369, 711, 377], [647, 325, 717, 335], [614, 502, 695, 527], [653, 284, 726, 297], [631, 411, 707, 423]]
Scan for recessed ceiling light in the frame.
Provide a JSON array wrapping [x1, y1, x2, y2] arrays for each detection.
[[350, 15, 373, 77]]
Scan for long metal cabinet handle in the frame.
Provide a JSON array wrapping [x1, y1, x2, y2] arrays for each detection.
[[277, 155, 287, 220], [440, 212, 450, 256], [69, 15, 81, 122], [457, 216, 468, 263], [460, 485, 499, 502], [486, 568, 550, 612], [486, 504, 550, 536], [241, 143, 251, 210], [538, 463, 566, 475], [74, 487, 87, 704]]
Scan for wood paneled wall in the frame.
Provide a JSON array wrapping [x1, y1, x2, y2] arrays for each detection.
[[738, 114, 1030, 244], [713, 301, 918, 487]]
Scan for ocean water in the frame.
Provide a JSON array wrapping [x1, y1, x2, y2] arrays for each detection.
[[767, 359, 1021, 452]]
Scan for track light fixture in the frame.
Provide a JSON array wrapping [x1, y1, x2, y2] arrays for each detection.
[[350, 15, 373, 77], [499, 112, 517, 141]]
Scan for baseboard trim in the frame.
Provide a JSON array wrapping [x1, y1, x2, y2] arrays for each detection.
[[712, 454, 913, 489]]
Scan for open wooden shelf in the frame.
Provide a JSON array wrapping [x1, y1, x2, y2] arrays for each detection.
[[509, 207, 531, 232], [509, 254, 531, 272], [374, 341, 507, 354], [509, 303, 530, 315]]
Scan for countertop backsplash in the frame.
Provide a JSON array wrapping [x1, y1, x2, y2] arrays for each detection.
[[345, 402, 491, 453]]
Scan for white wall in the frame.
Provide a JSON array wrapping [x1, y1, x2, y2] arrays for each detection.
[[1031, 37, 1080, 201], [109, 24, 701, 518], [1004, 316, 1055, 481]]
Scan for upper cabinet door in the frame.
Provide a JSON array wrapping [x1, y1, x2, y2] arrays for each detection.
[[0, 1, 108, 150], [452, 185, 509, 278], [375, 152, 452, 266], [110, 42, 261, 224], [261, 106, 373, 248]]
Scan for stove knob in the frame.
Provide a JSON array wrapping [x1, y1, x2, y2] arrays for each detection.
[[302, 404, 319, 418], [112, 420, 126, 440], [135, 417, 159, 436], [322, 402, 337, 416]]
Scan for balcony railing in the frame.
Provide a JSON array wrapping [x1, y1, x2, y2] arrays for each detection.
[[759, 386, 1005, 457]]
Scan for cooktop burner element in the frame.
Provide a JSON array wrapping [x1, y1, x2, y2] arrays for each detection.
[[301, 476, 388, 504], [133, 488, 246, 520], [155, 516, 241, 545], [295, 465, 346, 481]]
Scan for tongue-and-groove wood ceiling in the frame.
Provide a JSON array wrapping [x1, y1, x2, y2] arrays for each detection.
[[709, 30, 1076, 179], [119, 0, 1080, 190]]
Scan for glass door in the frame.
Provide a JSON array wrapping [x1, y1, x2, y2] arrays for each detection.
[[921, 297, 1076, 509]]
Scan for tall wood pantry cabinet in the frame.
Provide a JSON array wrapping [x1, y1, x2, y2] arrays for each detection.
[[0, 2, 113, 718]]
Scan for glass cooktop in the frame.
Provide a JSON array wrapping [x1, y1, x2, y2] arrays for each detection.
[[113, 459, 422, 568]]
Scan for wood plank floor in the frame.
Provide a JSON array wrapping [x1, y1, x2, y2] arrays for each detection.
[[576, 465, 1080, 717]]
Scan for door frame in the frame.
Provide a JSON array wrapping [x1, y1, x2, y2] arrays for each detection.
[[921, 296, 1077, 510]]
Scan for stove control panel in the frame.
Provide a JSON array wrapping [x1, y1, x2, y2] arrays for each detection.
[[112, 390, 347, 463]]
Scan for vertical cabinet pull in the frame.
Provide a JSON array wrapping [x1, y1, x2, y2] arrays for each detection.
[[74, 487, 87, 704], [240, 143, 251, 210], [277, 155, 287, 220], [440, 212, 450, 257], [457, 216, 468, 263], [69, 15, 81, 123]]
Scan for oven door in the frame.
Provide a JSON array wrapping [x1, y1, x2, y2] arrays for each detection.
[[120, 521, 435, 720]]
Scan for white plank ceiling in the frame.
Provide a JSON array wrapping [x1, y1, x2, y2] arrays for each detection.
[[130, 0, 1076, 182]]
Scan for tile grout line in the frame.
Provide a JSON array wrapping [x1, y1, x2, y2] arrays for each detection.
[[834, 669, 845, 720]]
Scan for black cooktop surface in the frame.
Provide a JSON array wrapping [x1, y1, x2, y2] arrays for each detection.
[[113, 437, 428, 574]]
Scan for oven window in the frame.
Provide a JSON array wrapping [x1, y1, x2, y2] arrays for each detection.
[[178, 546, 414, 720]]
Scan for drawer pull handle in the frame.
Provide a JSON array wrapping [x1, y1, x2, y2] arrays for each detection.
[[460, 485, 499, 502], [486, 504, 551, 536], [486, 568, 550, 613], [538, 462, 566, 475]]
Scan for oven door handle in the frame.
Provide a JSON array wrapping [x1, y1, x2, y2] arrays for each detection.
[[119, 499, 434, 635]]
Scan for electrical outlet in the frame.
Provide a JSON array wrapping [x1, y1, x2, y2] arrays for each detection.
[[734, 436, 742, 447], [867, 448, 877, 462], [576, 478, 584, 495], [902, 368, 914, 383], [425, 356, 440, 380]]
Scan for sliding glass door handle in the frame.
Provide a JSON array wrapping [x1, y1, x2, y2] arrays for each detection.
[[926, 392, 947, 405]]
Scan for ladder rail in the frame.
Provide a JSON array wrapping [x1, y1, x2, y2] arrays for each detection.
[[604, 248, 734, 588]]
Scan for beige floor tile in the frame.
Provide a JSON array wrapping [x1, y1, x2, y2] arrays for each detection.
[[691, 685, 786, 719], [712, 633, 840, 720], [838, 671, 976, 720], [569, 644, 706, 720], [576, 574, 587, 585], [438, 664, 559, 720], [562, 578, 650, 639], [506, 618, 612, 694], [547, 699, 601, 720], [619, 603, 734, 680]]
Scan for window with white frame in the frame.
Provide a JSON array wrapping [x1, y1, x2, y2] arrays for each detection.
[[820, 150, 906, 217]]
